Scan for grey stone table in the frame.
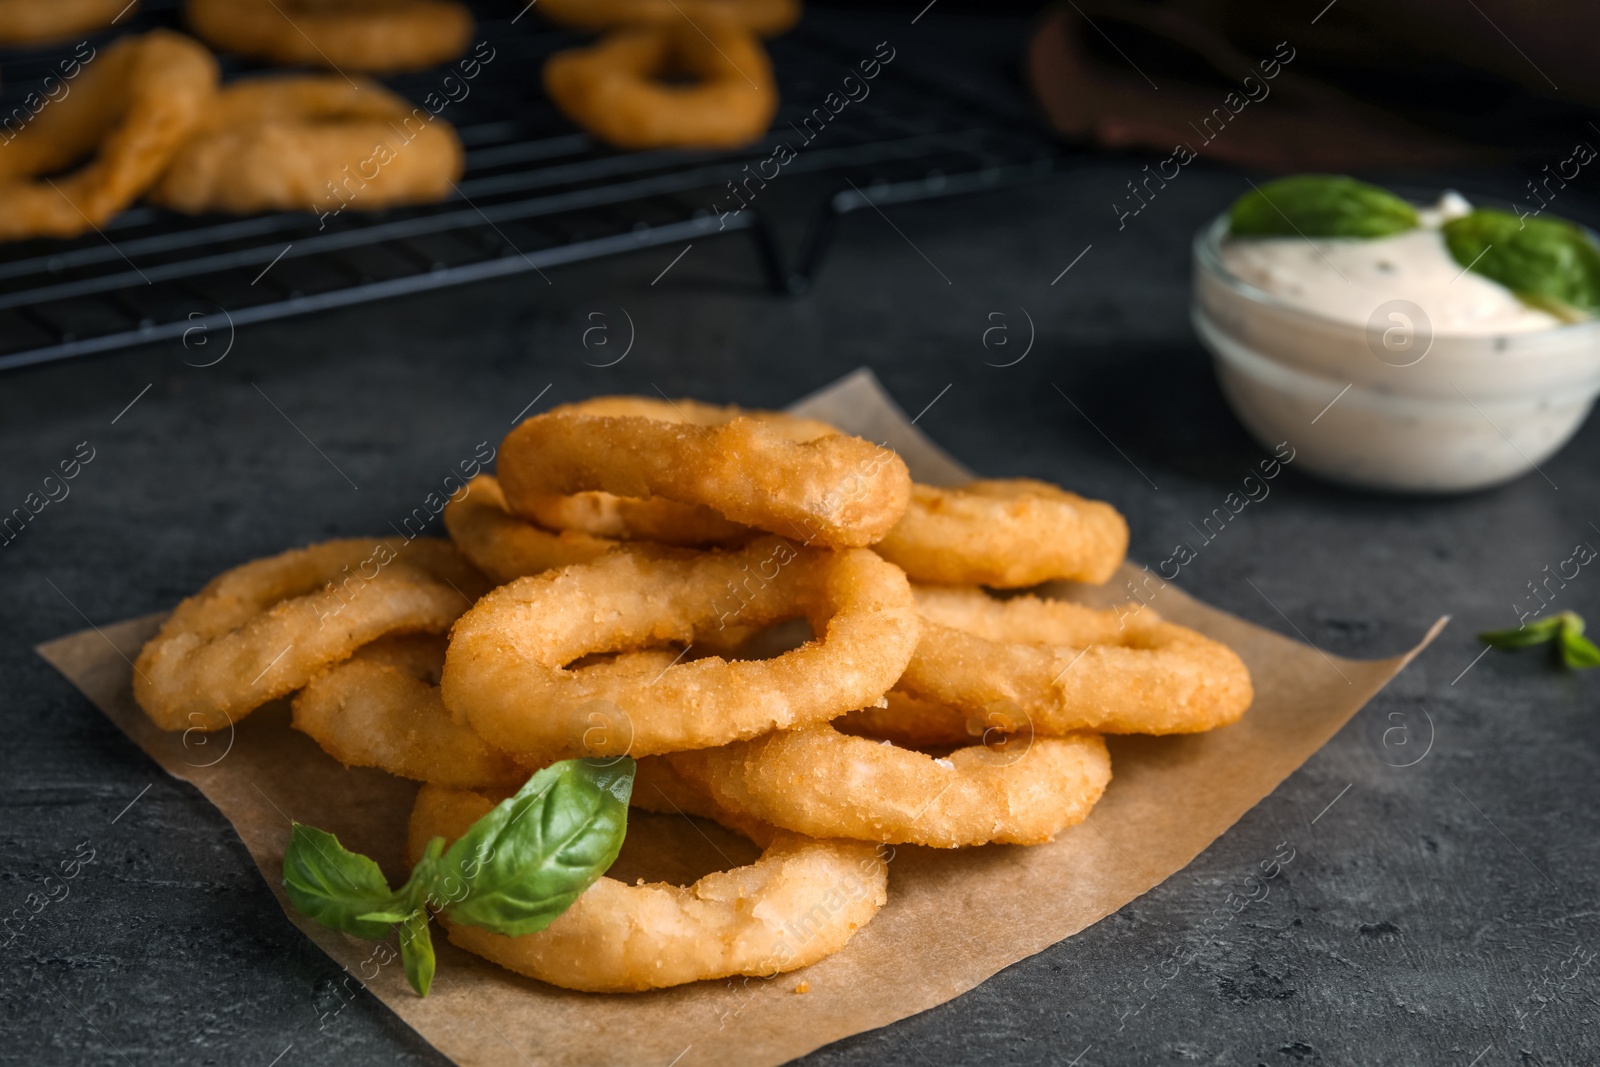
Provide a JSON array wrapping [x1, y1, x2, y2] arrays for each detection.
[[2, 11, 1597, 1067]]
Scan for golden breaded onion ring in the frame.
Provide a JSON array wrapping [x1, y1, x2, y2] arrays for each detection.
[[632, 754, 778, 845], [407, 783, 888, 991], [133, 537, 487, 733], [544, 21, 779, 151], [186, 0, 473, 74], [671, 723, 1111, 847], [0, 0, 135, 45], [513, 397, 829, 547], [899, 586, 1253, 735], [520, 490, 753, 548], [537, 0, 799, 37], [151, 75, 463, 216], [874, 479, 1129, 588], [498, 397, 910, 548], [834, 689, 988, 748], [0, 31, 217, 241], [441, 535, 920, 763], [291, 635, 528, 789], [442, 474, 615, 584]]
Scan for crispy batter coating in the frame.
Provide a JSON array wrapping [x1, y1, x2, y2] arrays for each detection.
[[499, 397, 909, 548], [671, 723, 1112, 847], [875, 479, 1129, 588], [133, 537, 486, 733], [442, 475, 615, 585], [441, 536, 919, 762], [408, 783, 887, 991], [899, 586, 1254, 735], [292, 634, 528, 789]]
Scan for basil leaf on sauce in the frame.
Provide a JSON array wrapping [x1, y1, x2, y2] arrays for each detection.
[[1229, 175, 1419, 239], [1442, 209, 1600, 318]]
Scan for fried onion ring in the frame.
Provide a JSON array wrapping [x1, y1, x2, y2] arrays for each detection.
[[291, 634, 528, 789], [520, 490, 753, 548], [536, 0, 799, 37], [186, 0, 473, 73], [671, 724, 1111, 847], [543, 21, 779, 151], [134, 537, 487, 733], [0, 0, 135, 45], [834, 690, 982, 748], [441, 474, 615, 584], [408, 783, 888, 991], [874, 479, 1129, 588], [151, 75, 463, 216], [498, 398, 910, 548], [632, 755, 777, 845], [441, 536, 920, 762], [898, 586, 1253, 735], [0, 31, 217, 241]]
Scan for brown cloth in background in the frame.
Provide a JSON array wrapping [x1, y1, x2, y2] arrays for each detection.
[[1026, 0, 1599, 170]]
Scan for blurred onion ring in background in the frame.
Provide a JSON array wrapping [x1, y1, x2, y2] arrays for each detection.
[[543, 20, 779, 150], [536, 0, 799, 36], [498, 398, 909, 547], [441, 536, 920, 762], [899, 586, 1254, 735], [875, 479, 1130, 587], [151, 76, 463, 216], [407, 783, 887, 992], [133, 537, 487, 733], [670, 724, 1112, 847], [0, 0, 136, 45], [186, 0, 472, 73], [0, 31, 217, 241]]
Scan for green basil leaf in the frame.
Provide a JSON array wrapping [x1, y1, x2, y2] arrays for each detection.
[[1478, 614, 1566, 649], [1560, 628, 1600, 669], [398, 911, 436, 997], [282, 823, 400, 941], [1442, 209, 1600, 316], [398, 836, 446, 915], [355, 910, 415, 924], [440, 758, 634, 937], [1229, 175, 1419, 238]]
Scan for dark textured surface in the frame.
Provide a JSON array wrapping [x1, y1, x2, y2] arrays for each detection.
[[3, 9, 1599, 1067]]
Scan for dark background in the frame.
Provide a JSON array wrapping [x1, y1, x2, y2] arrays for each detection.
[[2, 4, 1598, 1066]]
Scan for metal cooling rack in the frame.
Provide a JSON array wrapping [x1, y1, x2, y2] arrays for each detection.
[[0, 1, 1062, 372]]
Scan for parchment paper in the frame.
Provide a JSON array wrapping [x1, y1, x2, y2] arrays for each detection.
[[36, 369, 1444, 1067]]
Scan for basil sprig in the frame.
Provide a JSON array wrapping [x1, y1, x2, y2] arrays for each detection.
[[1479, 611, 1600, 670], [283, 758, 634, 995], [1229, 175, 1419, 239], [1442, 209, 1600, 319]]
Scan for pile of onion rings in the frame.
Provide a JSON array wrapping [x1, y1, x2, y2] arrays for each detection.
[[134, 391, 1253, 993]]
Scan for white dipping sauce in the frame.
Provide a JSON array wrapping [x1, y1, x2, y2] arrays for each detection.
[[1219, 193, 1562, 335]]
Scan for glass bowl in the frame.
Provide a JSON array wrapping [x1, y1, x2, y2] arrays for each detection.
[[1192, 210, 1600, 493]]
